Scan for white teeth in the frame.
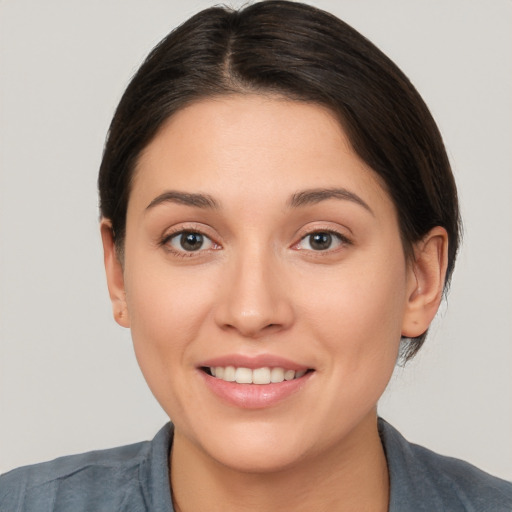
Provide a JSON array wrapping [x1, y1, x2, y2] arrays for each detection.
[[270, 367, 285, 383], [284, 369, 296, 381], [223, 366, 236, 382], [235, 367, 252, 384], [252, 367, 271, 384], [209, 366, 308, 384]]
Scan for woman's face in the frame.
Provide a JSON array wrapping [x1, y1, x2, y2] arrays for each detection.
[[112, 95, 419, 472]]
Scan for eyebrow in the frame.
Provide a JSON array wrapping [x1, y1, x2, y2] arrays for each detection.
[[146, 191, 219, 211], [288, 187, 373, 215], [145, 187, 372, 214]]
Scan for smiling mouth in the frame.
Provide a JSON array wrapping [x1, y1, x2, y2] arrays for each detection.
[[202, 366, 313, 385]]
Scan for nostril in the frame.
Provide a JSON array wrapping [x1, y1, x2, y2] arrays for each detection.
[[214, 294, 295, 338]]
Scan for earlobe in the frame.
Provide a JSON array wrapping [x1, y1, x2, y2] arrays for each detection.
[[401, 226, 449, 338], [100, 219, 130, 328]]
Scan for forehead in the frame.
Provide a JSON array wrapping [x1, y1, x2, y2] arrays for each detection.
[[131, 94, 391, 212]]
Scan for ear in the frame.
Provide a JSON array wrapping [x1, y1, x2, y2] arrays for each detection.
[[402, 226, 449, 338], [100, 219, 130, 328]]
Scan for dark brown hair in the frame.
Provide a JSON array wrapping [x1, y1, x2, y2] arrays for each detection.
[[98, 0, 461, 360]]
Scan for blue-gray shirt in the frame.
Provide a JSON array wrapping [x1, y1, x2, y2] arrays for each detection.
[[1, 419, 511, 511]]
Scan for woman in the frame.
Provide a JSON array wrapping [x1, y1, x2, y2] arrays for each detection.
[[1, 1, 511, 510]]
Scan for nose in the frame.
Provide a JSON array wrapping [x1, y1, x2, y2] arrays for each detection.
[[214, 247, 294, 339]]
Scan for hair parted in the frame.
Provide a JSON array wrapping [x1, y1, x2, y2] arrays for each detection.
[[98, 0, 461, 361]]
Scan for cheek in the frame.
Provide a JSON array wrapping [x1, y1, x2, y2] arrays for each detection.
[[299, 250, 407, 368], [125, 256, 215, 334], [122, 259, 217, 395]]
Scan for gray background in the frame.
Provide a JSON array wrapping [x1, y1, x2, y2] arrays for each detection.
[[1, 0, 511, 479]]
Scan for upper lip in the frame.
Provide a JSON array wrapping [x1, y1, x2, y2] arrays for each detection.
[[199, 354, 311, 371]]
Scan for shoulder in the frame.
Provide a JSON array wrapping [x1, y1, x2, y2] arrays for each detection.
[[0, 424, 174, 512], [379, 419, 512, 512]]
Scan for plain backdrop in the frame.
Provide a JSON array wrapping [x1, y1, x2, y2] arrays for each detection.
[[1, 0, 511, 479]]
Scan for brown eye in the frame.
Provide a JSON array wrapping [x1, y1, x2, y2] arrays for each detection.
[[167, 231, 214, 252], [297, 231, 348, 252], [309, 233, 333, 251], [180, 232, 204, 251]]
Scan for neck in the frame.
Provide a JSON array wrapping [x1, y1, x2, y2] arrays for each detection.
[[170, 413, 389, 512]]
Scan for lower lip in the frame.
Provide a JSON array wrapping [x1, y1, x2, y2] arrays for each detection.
[[199, 371, 313, 409]]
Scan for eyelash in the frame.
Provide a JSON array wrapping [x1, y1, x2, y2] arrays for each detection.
[[294, 229, 352, 253], [160, 227, 352, 258], [160, 228, 220, 258]]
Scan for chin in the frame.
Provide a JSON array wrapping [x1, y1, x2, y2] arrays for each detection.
[[189, 419, 312, 474], [211, 442, 307, 474]]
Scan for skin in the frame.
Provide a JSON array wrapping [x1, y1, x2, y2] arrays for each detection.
[[102, 95, 448, 512]]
